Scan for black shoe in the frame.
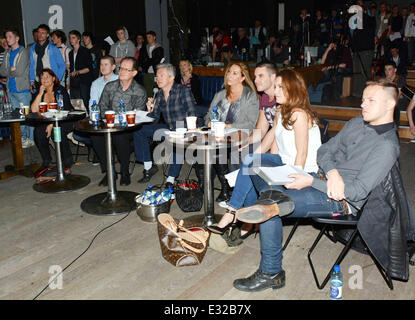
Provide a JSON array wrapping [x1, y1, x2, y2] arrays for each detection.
[[164, 181, 173, 189], [138, 165, 159, 183], [239, 225, 258, 240], [99, 172, 118, 187], [35, 161, 51, 175], [120, 173, 131, 186], [207, 209, 236, 235], [233, 269, 285, 292], [92, 154, 100, 166]]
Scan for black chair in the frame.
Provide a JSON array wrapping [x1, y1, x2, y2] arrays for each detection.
[[307, 214, 394, 290]]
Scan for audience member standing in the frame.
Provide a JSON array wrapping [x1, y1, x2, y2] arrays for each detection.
[[109, 26, 136, 72], [405, 3, 415, 65], [0, 28, 34, 148], [140, 31, 164, 98], [68, 30, 92, 110], [351, 8, 376, 98], [51, 30, 70, 89], [82, 31, 102, 81], [29, 24, 65, 91]]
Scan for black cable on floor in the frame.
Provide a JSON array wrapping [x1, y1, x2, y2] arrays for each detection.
[[32, 207, 134, 300]]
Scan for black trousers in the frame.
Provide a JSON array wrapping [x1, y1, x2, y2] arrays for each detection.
[[91, 132, 132, 175], [34, 122, 74, 168]]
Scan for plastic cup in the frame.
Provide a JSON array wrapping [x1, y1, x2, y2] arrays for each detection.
[[48, 102, 58, 110], [126, 111, 136, 126], [19, 106, 30, 116], [215, 121, 226, 138], [105, 111, 116, 127], [39, 102, 48, 113], [186, 116, 197, 130]]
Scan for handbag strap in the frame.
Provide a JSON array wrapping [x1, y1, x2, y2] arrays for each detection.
[[163, 217, 208, 253]]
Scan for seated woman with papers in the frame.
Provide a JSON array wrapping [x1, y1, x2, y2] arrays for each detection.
[[207, 69, 321, 237]]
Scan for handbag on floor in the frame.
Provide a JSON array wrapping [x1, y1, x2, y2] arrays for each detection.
[[34, 166, 71, 184], [157, 213, 210, 267], [174, 164, 203, 212]]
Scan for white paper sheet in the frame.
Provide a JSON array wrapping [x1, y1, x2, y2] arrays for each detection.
[[253, 165, 311, 185]]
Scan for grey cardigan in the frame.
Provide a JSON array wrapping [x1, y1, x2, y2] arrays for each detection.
[[312, 116, 400, 213], [0, 47, 31, 92], [205, 86, 259, 134]]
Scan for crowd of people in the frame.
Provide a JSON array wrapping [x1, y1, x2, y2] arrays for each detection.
[[0, 1, 414, 293]]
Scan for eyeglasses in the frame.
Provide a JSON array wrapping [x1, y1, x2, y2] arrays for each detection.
[[119, 67, 135, 72]]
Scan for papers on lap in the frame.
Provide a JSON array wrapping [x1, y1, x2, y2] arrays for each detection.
[[253, 165, 312, 185], [135, 110, 155, 123]]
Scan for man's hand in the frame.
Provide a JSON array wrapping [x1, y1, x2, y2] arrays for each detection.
[[146, 98, 155, 112], [285, 173, 313, 190], [326, 169, 345, 201], [10, 67, 16, 72]]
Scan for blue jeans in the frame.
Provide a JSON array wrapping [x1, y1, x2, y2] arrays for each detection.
[[133, 123, 183, 177], [9, 91, 34, 140], [229, 153, 346, 274]]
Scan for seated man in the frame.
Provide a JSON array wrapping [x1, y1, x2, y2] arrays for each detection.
[[212, 30, 232, 64], [228, 79, 400, 292], [133, 63, 196, 186], [92, 57, 147, 186], [385, 46, 407, 77]]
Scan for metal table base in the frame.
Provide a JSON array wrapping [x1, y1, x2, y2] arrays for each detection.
[[80, 191, 138, 216], [33, 174, 91, 193]]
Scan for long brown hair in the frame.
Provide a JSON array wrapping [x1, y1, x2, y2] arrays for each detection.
[[278, 69, 318, 130], [39, 68, 60, 91], [224, 61, 258, 98]]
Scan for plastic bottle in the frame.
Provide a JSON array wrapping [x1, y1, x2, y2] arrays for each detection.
[[149, 192, 160, 205], [119, 100, 127, 126], [330, 265, 343, 300], [90, 100, 100, 127], [160, 186, 173, 203], [210, 106, 220, 135], [57, 90, 64, 111]]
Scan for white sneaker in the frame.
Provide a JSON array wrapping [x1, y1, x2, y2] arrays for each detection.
[[21, 139, 29, 148], [411, 136, 415, 143], [27, 139, 35, 148], [218, 200, 229, 209]]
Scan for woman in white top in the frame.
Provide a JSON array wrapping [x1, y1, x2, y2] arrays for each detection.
[[208, 69, 321, 236]]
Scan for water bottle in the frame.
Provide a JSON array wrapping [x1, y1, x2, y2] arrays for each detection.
[[57, 90, 64, 111], [330, 265, 343, 300], [149, 192, 160, 205], [160, 187, 173, 203], [90, 100, 100, 127], [119, 100, 127, 126], [210, 106, 220, 135]]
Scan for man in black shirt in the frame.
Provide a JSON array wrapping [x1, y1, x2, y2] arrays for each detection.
[[82, 31, 102, 81]]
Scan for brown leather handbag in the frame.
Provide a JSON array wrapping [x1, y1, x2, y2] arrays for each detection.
[[157, 213, 210, 267]]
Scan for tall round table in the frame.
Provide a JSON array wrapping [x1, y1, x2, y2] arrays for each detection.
[[27, 111, 91, 193], [166, 129, 249, 226], [76, 120, 147, 216], [0, 112, 40, 179]]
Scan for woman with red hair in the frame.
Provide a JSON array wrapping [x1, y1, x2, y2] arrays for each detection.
[[31, 68, 74, 171], [208, 69, 321, 236]]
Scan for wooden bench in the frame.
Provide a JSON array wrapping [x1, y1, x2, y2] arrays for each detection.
[[311, 105, 412, 140]]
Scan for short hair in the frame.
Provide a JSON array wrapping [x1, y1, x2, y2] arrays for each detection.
[[101, 55, 116, 66], [4, 27, 20, 38], [32, 28, 38, 34], [82, 31, 94, 43], [120, 56, 138, 71], [256, 62, 277, 76], [69, 30, 81, 40], [37, 24, 50, 34], [366, 79, 399, 103], [384, 61, 397, 69], [51, 30, 66, 44], [156, 63, 176, 77], [146, 30, 157, 37], [116, 26, 126, 32]]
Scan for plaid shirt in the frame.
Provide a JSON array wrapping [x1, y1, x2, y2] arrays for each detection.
[[98, 79, 147, 116], [149, 82, 196, 129]]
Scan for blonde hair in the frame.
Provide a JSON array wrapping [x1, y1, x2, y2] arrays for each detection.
[[224, 61, 258, 98], [180, 59, 193, 76]]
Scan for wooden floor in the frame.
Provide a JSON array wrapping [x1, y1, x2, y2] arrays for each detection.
[[1, 140, 415, 300]]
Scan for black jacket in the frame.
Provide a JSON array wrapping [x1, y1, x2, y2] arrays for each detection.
[[351, 14, 376, 52], [69, 46, 93, 84], [139, 44, 164, 73], [174, 73, 203, 105], [358, 162, 415, 281]]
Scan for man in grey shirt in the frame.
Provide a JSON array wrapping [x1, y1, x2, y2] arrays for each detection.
[[228, 79, 400, 292], [92, 57, 147, 186]]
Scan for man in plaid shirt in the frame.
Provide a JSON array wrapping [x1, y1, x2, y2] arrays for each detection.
[[133, 63, 196, 186]]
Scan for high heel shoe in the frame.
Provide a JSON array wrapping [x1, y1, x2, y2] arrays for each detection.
[[239, 225, 258, 240], [207, 209, 237, 235]]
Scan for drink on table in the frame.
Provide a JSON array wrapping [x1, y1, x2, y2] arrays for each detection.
[[209, 106, 220, 135], [90, 100, 101, 127], [119, 100, 127, 126]]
